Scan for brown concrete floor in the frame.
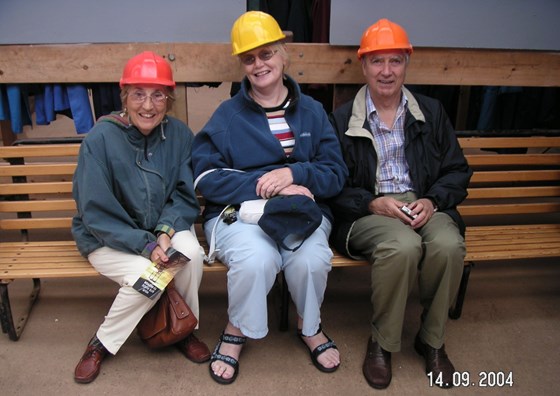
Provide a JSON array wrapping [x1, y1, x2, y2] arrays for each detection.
[[1, 257, 559, 395]]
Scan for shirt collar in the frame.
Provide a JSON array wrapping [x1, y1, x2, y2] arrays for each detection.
[[366, 88, 408, 119]]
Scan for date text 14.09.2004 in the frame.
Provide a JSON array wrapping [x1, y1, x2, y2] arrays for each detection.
[[428, 371, 514, 388]]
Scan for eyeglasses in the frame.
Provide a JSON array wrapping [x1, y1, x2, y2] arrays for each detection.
[[129, 91, 168, 105], [239, 49, 278, 66]]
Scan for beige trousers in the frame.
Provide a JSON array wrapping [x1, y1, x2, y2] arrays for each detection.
[[87, 230, 204, 354]]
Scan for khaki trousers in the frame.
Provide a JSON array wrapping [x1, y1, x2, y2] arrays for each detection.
[[87, 230, 204, 354], [349, 193, 465, 352]]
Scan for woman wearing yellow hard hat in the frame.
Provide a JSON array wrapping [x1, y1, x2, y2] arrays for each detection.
[[192, 11, 348, 385]]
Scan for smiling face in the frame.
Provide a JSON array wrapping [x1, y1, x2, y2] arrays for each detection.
[[240, 44, 286, 94], [124, 84, 169, 136], [361, 50, 408, 103]]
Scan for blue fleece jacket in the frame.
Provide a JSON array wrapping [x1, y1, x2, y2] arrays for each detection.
[[192, 75, 348, 221]]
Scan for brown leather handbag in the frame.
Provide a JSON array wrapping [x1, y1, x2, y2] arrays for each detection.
[[137, 280, 198, 348]]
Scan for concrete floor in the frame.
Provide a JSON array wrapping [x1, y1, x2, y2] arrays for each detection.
[[1, 257, 559, 396]]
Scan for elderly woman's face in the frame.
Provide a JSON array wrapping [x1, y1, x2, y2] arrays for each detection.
[[240, 45, 284, 92], [125, 84, 168, 136]]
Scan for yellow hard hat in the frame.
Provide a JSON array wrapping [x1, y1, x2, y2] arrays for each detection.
[[231, 11, 286, 56]]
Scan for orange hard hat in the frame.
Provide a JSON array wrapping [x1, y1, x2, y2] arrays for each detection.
[[357, 19, 413, 59], [119, 51, 175, 88]]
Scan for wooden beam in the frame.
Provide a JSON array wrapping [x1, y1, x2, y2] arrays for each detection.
[[1, 43, 559, 86]]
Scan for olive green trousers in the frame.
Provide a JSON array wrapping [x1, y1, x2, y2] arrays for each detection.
[[349, 193, 465, 352]]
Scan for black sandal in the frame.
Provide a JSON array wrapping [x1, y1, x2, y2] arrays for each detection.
[[298, 324, 340, 373], [209, 332, 247, 385]]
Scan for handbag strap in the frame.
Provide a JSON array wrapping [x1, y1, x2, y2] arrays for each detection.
[[192, 168, 245, 265]]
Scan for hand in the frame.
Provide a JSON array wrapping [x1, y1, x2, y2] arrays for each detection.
[[368, 196, 414, 223], [256, 168, 293, 199], [150, 233, 171, 263], [278, 184, 314, 200], [406, 198, 436, 229], [369, 196, 432, 228], [150, 245, 167, 263]]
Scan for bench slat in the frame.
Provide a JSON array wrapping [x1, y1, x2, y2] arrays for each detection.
[[466, 186, 560, 199], [0, 218, 72, 230], [0, 199, 76, 212], [0, 144, 81, 158], [0, 182, 73, 195], [467, 224, 560, 232], [0, 163, 76, 177], [458, 202, 560, 216], [465, 248, 560, 261], [470, 170, 560, 183], [465, 153, 560, 166], [458, 136, 560, 148]]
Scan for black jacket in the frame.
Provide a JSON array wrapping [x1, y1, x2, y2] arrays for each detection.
[[328, 86, 472, 259]]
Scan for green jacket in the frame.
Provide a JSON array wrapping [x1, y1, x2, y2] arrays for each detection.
[[72, 113, 199, 258]]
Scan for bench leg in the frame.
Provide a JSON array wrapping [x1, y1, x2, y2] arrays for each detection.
[[0, 278, 41, 341], [279, 273, 290, 332], [449, 263, 473, 320]]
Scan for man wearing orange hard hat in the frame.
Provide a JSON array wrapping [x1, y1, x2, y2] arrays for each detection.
[[328, 19, 472, 389]]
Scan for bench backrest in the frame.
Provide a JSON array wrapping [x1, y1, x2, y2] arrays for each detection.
[[458, 136, 560, 224], [1, 136, 560, 240]]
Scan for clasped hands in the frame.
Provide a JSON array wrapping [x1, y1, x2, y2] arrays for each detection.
[[256, 168, 314, 200], [369, 196, 436, 229]]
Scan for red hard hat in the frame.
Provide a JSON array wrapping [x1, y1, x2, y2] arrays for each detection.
[[119, 51, 175, 88]]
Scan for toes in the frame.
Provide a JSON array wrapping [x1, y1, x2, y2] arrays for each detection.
[[211, 361, 232, 379], [317, 349, 340, 368]]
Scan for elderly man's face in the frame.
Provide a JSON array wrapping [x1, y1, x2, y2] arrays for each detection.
[[361, 50, 408, 101]]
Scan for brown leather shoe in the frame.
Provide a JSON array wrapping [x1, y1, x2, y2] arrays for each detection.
[[414, 335, 455, 388], [74, 338, 108, 384], [176, 333, 211, 363], [362, 338, 392, 389]]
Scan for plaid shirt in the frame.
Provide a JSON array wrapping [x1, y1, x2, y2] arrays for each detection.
[[365, 88, 415, 194]]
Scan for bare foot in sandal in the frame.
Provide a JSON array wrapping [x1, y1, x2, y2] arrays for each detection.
[[298, 317, 340, 372], [209, 322, 246, 384]]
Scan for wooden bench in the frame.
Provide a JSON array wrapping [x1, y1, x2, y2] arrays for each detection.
[[0, 141, 360, 340], [2, 134, 559, 341]]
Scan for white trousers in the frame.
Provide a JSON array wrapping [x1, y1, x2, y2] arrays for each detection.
[[87, 230, 204, 354], [205, 215, 333, 339]]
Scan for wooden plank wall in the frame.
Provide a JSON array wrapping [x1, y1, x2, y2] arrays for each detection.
[[2, 43, 559, 86], [1, 43, 560, 144]]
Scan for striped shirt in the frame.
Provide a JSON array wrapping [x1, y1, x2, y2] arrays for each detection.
[[365, 88, 415, 194], [264, 97, 294, 157]]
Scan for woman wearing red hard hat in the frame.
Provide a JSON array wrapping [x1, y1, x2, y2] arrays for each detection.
[[72, 51, 210, 384]]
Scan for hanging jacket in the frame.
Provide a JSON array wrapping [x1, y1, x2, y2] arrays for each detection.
[[0, 84, 32, 133], [72, 113, 199, 258], [35, 84, 94, 133]]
